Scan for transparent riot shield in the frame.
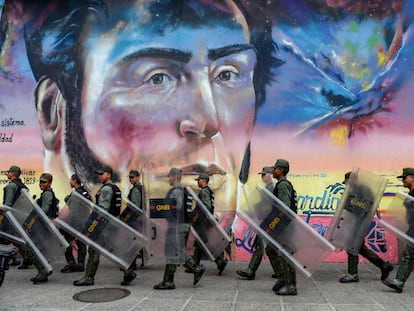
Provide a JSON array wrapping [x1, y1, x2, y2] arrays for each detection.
[[55, 191, 147, 270], [378, 192, 414, 246], [238, 184, 335, 277], [149, 198, 185, 264], [326, 168, 388, 255], [121, 198, 150, 264], [0, 207, 25, 245], [186, 187, 231, 261], [3, 189, 69, 271]]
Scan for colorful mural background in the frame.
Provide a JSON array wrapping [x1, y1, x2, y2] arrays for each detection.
[[1, 0, 413, 263]]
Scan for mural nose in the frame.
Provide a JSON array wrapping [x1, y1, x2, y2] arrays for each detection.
[[178, 119, 218, 139]]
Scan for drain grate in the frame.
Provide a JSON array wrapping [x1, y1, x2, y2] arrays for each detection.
[[73, 287, 130, 303]]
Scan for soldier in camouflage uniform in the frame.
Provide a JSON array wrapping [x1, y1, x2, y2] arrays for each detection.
[[265, 159, 298, 296], [73, 165, 135, 286], [190, 173, 227, 275], [339, 171, 393, 283], [154, 168, 205, 290], [383, 168, 414, 293], [237, 167, 278, 280]]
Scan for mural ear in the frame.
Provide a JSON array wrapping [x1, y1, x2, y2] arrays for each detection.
[[35, 77, 66, 151]]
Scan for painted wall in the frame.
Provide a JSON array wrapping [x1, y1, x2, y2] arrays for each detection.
[[1, 0, 413, 263]]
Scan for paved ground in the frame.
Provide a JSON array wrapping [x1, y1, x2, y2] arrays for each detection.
[[1, 258, 413, 311]]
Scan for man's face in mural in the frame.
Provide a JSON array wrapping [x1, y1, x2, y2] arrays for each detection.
[[77, 4, 256, 217]]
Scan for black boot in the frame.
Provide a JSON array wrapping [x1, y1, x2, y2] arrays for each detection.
[[193, 265, 206, 285], [121, 270, 137, 286], [31, 270, 51, 284]]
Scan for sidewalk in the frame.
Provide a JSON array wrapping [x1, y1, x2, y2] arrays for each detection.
[[1, 258, 413, 311]]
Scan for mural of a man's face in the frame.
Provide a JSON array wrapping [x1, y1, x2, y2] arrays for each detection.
[[81, 6, 255, 179], [30, 1, 260, 224]]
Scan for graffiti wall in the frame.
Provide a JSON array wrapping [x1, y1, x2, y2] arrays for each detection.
[[1, 0, 413, 263]]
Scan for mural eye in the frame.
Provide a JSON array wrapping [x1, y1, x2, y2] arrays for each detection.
[[146, 73, 172, 85], [216, 70, 239, 82]]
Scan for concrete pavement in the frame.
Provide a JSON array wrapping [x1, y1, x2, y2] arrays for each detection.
[[1, 258, 413, 311]]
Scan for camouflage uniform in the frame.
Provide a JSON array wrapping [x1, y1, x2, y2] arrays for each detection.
[[191, 180, 227, 275], [154, 168, 205, 290], [383, 171, 414, 293], [265, 176, 297, 295]]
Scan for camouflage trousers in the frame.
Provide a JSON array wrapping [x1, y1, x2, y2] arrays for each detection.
[[265, 244, 294, 285], [347, 243, 387, 275], [396, 245, 414, 284]]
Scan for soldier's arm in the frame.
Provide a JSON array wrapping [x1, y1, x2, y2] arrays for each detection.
[[277, 182, 292, 209], [3, 183, 17, 206], [130, 187, 142, 209], [199, 188, 212, 213], [40, 191, 54, 214], [98, 185, 113, 211]]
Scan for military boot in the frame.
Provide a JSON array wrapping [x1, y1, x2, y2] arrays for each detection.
[[215, 256, 227, 275], [339, 273, 359, 283], [193, 265, 206, 285], [154, 264, 176, 290], [236, 268, 255, 280], [73, 258, 98, 286], [31, 270, 51, 284], [61, 259, 78, 273], [121, 269, 137, 286], [383, 278, 403, 293]]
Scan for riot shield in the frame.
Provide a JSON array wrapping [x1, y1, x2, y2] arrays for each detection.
[[3, 208, 52, 273], [148, 198, 185, 264], [3, 189, 69, 271], [186, 187, 231, 261], [55, 191, 147, 270], [378, 191, 414, 246], [121, 198, 150, 263], [0, 207, 25, 245], [238, 184, 335, 277], [326, 168, 387, 255]]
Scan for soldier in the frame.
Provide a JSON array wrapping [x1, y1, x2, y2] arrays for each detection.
[[2, 165, 28, 267], [74, 165, 136, 286], [383, 167, 414, 293], [265, 159, 298, 296], [154, 168, 205, 290], [339, 171, 393, 283], [125, 169, 145, 271], [29, 172, 60, 284], [189, 173, 227, 275], [60, 174, 91, 273], [237, 167, 277, 280]]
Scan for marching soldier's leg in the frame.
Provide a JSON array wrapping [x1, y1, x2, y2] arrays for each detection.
[[359, 243, 393, 280], [77, 241, 87, 272], [383, 245, 414, 293], [237, 236, 263, 280], [359, 244, 394, 280], [265, 245, 284, 291], [274, 257, 297, 296], [339, 252, 359, 283], [215, 252, 228, 275], [27, 248, 50, 284], [60, 230, 77, 273], [183, 255, 205, 285], [121, 266, 137, 286], [17, 244, 32, 270], [74, 247, 99, 286], [154, 264, 177, 290]]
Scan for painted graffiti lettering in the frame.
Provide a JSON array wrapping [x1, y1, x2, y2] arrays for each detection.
[[298, 183, 344, 211], [1, 118, 25, 127], [0, 133, 13, 142]]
